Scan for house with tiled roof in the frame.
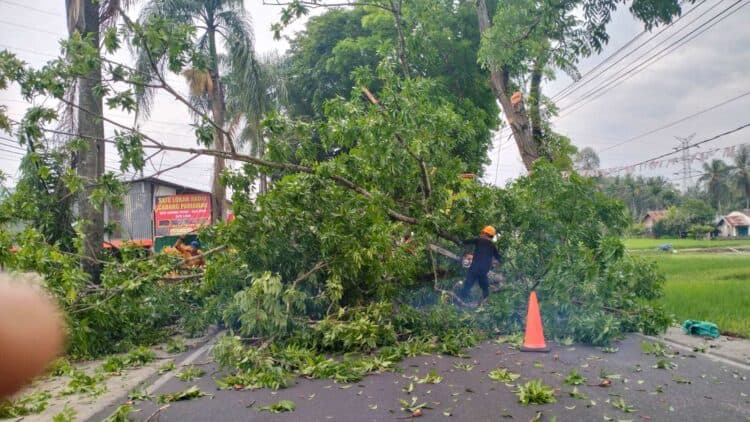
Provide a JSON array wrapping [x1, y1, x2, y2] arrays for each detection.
[[641, 210, 667, 235], [716, 210, 750, 238]]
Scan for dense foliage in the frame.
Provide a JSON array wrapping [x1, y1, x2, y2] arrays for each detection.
[[0, 0, 671, 366], [283, 1, 499, 174]]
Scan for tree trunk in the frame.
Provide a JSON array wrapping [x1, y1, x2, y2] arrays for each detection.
[[67, 0, 105, 282], [475, 0, 540, 171], [207, 25, 226, 222]]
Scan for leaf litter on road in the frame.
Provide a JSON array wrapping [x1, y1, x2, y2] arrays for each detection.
[[157, 386, 211, 403], [488, 368, 521, 383], [257, 399, 296, 413]]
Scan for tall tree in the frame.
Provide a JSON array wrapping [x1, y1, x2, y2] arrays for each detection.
[[574, 147, 600, 172], [474, 0, 694, 170], [732, 145, 750, 209], [135, 0, 257, 220], [271, 0, 693, 171], [600, 174, 680, 220], [225, 52, 287, 194], [281, 1, 500, 174], [699, 159, 730, 213], [66, 0, 106, 280]]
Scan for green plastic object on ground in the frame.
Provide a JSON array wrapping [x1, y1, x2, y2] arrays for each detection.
[[683, 320, 720, 339]]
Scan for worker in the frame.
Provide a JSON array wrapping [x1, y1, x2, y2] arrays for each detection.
[[173, 236, 205, 267], [460, 225, 501, 305]]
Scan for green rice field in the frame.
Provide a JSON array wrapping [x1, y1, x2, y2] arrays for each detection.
[[625, 237, 750, 250], [643, 252, 750, 338]]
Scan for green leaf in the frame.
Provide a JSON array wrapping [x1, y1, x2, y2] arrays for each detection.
[[489, 368, 521, 383], [102, 404, 133, 422], [257, 399, 296, 413], [516, 380, 556, 405], [564, 369, 586, 385], [52, 404, 77, 422], [159, 361, 176, 374], [416, 369, 442, 384], [176, 366, 205, 382], [128, 389, 152, 402], [103, 27, 120, 54], [158, 386, 211, 403], [610, 397, 637, 413], [0, 391, 51, 418]]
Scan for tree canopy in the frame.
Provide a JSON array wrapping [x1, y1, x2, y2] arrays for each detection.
[[283, 1, 500, 174], [0, 0, 675, 364]]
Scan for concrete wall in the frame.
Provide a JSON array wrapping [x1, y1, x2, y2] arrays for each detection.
[[717, 223, 734, 238]]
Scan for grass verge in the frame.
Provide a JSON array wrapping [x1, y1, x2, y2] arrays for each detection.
[[644, 252, 750, 338], [625, 238, 750, 250]]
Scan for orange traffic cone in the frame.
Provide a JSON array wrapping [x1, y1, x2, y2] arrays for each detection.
[[520, 291, 550, 352]]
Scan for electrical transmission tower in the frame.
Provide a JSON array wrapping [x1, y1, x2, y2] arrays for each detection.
[[674, 134, 697, 191]]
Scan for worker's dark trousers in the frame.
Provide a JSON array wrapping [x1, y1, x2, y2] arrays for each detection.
[[460, 271, 489, 300]]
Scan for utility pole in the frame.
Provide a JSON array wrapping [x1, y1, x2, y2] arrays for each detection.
[[674, 134, 696, 191]]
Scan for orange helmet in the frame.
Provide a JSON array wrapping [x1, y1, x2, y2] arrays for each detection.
[[480, 225, 496, 237]]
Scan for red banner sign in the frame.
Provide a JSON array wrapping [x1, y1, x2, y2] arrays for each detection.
[[154, 194, 211, 236]]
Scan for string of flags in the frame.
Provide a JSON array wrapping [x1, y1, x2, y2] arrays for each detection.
[[578, 143, 748, 177]]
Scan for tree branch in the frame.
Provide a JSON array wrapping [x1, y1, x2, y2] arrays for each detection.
[[182, 245, 227, 265], [144, 154, 201, 180], [362, 87, 431, 201], [291, 260, 328, 288], [161, 273, 204, 283], [428, 248, 472, 308], [114, 9, 238, 156], [57, 96, 165, 148], [262, 0, 394, 12]]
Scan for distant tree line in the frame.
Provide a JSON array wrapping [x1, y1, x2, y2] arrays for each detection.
[[574, 146, 750, 238]]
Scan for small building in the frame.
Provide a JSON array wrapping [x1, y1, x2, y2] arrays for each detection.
[[104, 177, 211, 246], [716, 211, 750, 238], [641, 210, 667, 234]]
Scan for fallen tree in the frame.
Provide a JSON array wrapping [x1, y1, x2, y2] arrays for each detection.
[[0, 8, 669, 362]]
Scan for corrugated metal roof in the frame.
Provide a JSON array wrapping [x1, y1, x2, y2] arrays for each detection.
[[118, 174, 210, 194]]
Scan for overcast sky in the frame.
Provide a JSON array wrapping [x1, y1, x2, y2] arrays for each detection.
[[1, 0, 749, 192]]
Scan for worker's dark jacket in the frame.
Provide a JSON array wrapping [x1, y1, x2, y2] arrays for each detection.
[[463, 237, 501, 274]]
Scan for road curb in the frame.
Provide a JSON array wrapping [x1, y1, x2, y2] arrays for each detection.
[[637, 333, 750, 372], [84, 329, 224, 422]]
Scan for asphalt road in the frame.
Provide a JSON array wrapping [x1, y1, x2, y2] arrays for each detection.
[[90, 335, 750, 421]]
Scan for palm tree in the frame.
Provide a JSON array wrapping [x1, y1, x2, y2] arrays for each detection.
[[732, 145, 750, 209], [134, 0, 257, 221], [699, 159, 731, 213], [225, 52, 288, 194]]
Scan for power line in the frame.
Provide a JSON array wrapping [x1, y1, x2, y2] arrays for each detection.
[[611, 121, 750, 174], [569, 0, 750, 114], [597, 88, 750, 153], [559, 0, 749, 116], [552, 0, 709, 102], [0, 43, 57, 59], [0, 139, 24, 151], [556, 0, 726, 107], [0, 0, 61, 17], [0, 19, 62, 37], [0, 147, 24, 156], [550, 30, 649, 101]]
